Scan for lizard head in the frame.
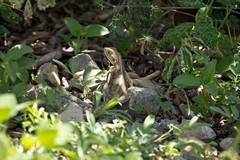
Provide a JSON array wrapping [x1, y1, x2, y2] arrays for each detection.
[[103, 47, 119, 65]]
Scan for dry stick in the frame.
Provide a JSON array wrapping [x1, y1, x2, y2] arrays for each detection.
[[141, 70, 161, 80], [219, 7, 233, 29]]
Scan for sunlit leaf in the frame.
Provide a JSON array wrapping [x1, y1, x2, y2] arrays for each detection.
[[143, 115, 155, 129], [173, 74, 201, 87], [7, 44, 33, 60], [83, 24, 109, 37], [64, 17, 83, 37]]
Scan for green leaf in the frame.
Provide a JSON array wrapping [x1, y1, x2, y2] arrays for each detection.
[[216, 56, 234, 73], [204, 82, 218, 98], [179, 47, 193, 73], [192, 95, 208, 105], [0, 25, 10, 35], [173, 74, 201, 87], [162, 57, 176, 82], [5, 62, 18, 82], [7, 44, 33, 60], [17, 57, 36, 69], [86, 111, 96, 129], [104, 96, 120, 110], [71, 38, 82, 54], [83, 24, 109, 37], [23, 0, 33, 21], [0, 94, 18, 123], [37, 125, 58, 148], [125, 151, 142, 160], [0, 5, 21, 23], [12, 83, 28, 97], [188, 116, 198, 127], [83, 66, 92, 81], [231, 106, 239, 119], [52, 59, 72, 75], [17, 69, 29, 82], [201, 60, 217, 84], [143, 115, 155, 129], [34, 76, 49, 87], [93, 91, 103, 108], [0, 81, 9, 93], [64, 17, 83, 37], [177, 0, 205, 8], [210, 106, 230, 117], [69, 58, 78, 74]]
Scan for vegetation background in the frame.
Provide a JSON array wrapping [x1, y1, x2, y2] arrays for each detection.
[[0, 0, 240, 159]]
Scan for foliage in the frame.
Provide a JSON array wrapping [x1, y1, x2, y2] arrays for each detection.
[[0, 44, 35, 100], [0, 0, 56, 23], [1, 0, 240, 159], [62, 17, 109, 54], [97, 0, 163, 54]]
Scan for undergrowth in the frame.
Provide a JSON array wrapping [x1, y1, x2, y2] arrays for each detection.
[[0, 0, 240, 159]]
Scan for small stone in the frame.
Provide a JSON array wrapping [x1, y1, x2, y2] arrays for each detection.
[[57, 102, 85, 122], [69, 53, 99, 72], [182, 126, 216, 142], [37, 63, 61, 86], [220, 137, 235, 150]]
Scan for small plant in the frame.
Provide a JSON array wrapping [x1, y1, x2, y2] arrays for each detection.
[[62, 17, 109, 54], [0, 44, 35, 101], [53, 59, 106, 97]]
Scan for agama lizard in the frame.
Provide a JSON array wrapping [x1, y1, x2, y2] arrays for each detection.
[[103, 47, 132, 100]]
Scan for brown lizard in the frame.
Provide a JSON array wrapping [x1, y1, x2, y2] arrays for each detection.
[[103, 47, 132, 100]]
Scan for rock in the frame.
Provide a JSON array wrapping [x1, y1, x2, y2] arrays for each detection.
[[220, 137, 235, 150], [56, 93, 93, 111], [56, 93, 93, 122], [69, 53, 99, 73], [37, 63, 61, 86], [182, 126, 216, 142], [121, 87, 161, 115], [57, 102, 85, 122], [36, 50, 62, 67]]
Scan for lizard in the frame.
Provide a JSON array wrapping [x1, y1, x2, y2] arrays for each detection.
[[103, 47, 133, 100]]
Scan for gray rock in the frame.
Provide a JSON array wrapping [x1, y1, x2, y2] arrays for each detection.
[[69, 53, 99, 73], [182, 126, 216, 142], [37, 63, 61, 86], [57, 102, 85, 122], [220, 137, 235, 150], [121, 87, 161, 115], [56, 93, 93, 111]]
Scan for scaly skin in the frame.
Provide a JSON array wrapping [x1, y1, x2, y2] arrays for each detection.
[[103, 47, 132, 100]]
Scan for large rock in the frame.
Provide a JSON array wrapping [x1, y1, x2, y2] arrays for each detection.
[[182, 126, 216, 142], [57, 102, 85, 122], [220, 137, 235, 150], [69, 53, 99, 73], [56, 93, 93, 122], [121, 87, 161, 115]]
